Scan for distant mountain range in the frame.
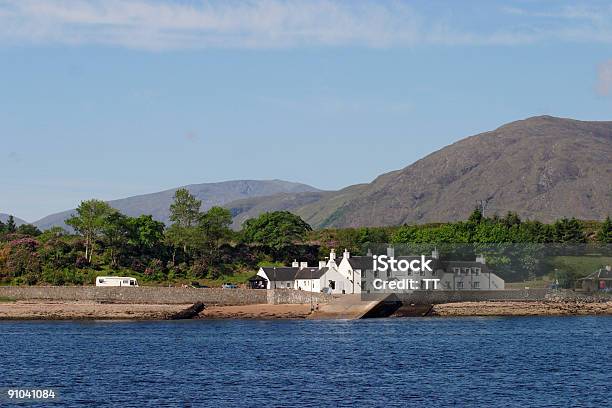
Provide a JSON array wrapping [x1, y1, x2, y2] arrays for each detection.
[[27, 116, 612, 231], [33, 180, 320, 230], [0, 214, 27, 226]]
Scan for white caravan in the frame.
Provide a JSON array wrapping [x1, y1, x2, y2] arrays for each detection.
[[95, 276, 139, 287]]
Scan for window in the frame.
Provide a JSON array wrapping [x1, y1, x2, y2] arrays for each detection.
[[457, 282, 464, 289], [464, 268, 471, 274], [329, 281, 336, 290], [286, 282, 291, 288], [474, 267, 481, 275], [454, 267, 461, 274], [473, 282, 480, 289]]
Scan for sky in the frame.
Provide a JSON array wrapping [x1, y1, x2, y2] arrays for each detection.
[[1, 0, 612, 222]]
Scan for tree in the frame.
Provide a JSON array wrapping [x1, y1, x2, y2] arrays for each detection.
[[242, 211, 312, 250], [199, 206, 233, 250], [17, 224, 41, 237], [66, 199, 114, 262], [169, 188, 201, 228], [468, 208, 483, 224], [126, 215, 165, 251], [597, 216, 612, 243], [553, 217, 586, 243], [101, 211, 129, 268], [167, 189, 202, 260], [6, 215, 17, 233]]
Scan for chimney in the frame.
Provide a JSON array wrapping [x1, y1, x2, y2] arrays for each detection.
[[299, 262, 308, 269], [431, 248, 439, 260], [476, 254, 486, 264], [387, 246, 394, 258], [291, 260, 299, 268], [343, 249, 350, 259], [319, 260, 327, 269], [329, 249, 336, 262]]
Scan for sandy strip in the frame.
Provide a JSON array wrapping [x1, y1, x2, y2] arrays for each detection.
[[0, 301, 314, 320], [0, 301, 191, 320], [431, 301, 612, 316], [2, 300, 611, 320], [198, 304, 312, 319]]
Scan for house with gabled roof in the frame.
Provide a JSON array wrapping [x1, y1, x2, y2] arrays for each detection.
[[337, 247, 504, 292], [256, 257, 346, 293], [576, 265, 612, 292]]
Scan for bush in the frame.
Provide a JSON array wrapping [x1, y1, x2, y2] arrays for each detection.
[[75, 256, 89, 269]]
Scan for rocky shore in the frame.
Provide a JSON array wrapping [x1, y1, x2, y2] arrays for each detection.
[[0, 299, 610, 320], [431, 300, 612, 316], [0, 300, 314, 320]]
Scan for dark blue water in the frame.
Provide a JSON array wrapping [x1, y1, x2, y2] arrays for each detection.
[[1, 317, 611, 407]]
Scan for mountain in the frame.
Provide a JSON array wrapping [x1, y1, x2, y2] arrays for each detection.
[[224, 116, 612, 227], [34, 180, 321, 230], [0, 214, 27, 226]]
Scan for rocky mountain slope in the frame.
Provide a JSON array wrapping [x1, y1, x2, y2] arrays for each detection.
[[225, 116, 612, 227]]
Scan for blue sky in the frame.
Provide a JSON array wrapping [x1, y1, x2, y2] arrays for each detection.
[[1, 0, 612, 222]]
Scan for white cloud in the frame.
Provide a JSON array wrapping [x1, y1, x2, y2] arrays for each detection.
[[0, 0, 611, 50], [597, 60, 612, 96]]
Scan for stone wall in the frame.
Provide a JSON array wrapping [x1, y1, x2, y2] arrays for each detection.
[[0, 286, 331, 305], [374, 289, 553, 305], [267, 289, 333, 305]]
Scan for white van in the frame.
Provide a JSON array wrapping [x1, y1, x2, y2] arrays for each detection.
[[95, 276, 139, 287]]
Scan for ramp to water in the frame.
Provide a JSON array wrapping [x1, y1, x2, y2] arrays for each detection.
[[311, 294, 435, 319], [309, 294, 380, 319]]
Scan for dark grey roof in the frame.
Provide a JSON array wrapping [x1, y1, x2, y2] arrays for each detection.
[[441, 261, 489, 273], [347, 256, 373, 271], [578, 268, 612, 280], [598, 268, 612, 279], [295, 267, 328, 279], [347, 255, 444, 271], [260, 267, 299, 281]]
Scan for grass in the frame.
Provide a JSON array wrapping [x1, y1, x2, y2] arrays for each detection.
[[506, 279, 552, 289], [549, 255, 612, 275], [0, 296, 16, 302]]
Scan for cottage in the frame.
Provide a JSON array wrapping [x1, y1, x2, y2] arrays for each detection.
[[256, 257, 347, 294], [576, 266, 612, 292], [340, 247, 505, 292], [257, 247, 505, 294]]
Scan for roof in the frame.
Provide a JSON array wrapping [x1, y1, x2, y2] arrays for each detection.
[[346, 255, 443, 271], [260, 267, 300, 281], [347, 256, 374, 271], [441, 261, 489, 273], [295, 267, 328, 279], [578, 267, 612, 281]]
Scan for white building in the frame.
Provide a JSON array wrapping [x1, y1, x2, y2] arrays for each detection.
[[256, 255, 347, 294], [256, 247, 505, 294]]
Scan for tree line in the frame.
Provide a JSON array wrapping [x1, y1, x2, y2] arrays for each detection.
[[0, 197, 610, 286], [0, 189, 313, 286]]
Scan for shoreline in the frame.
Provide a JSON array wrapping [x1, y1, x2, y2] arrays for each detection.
[[0, 299, 611, 320]]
